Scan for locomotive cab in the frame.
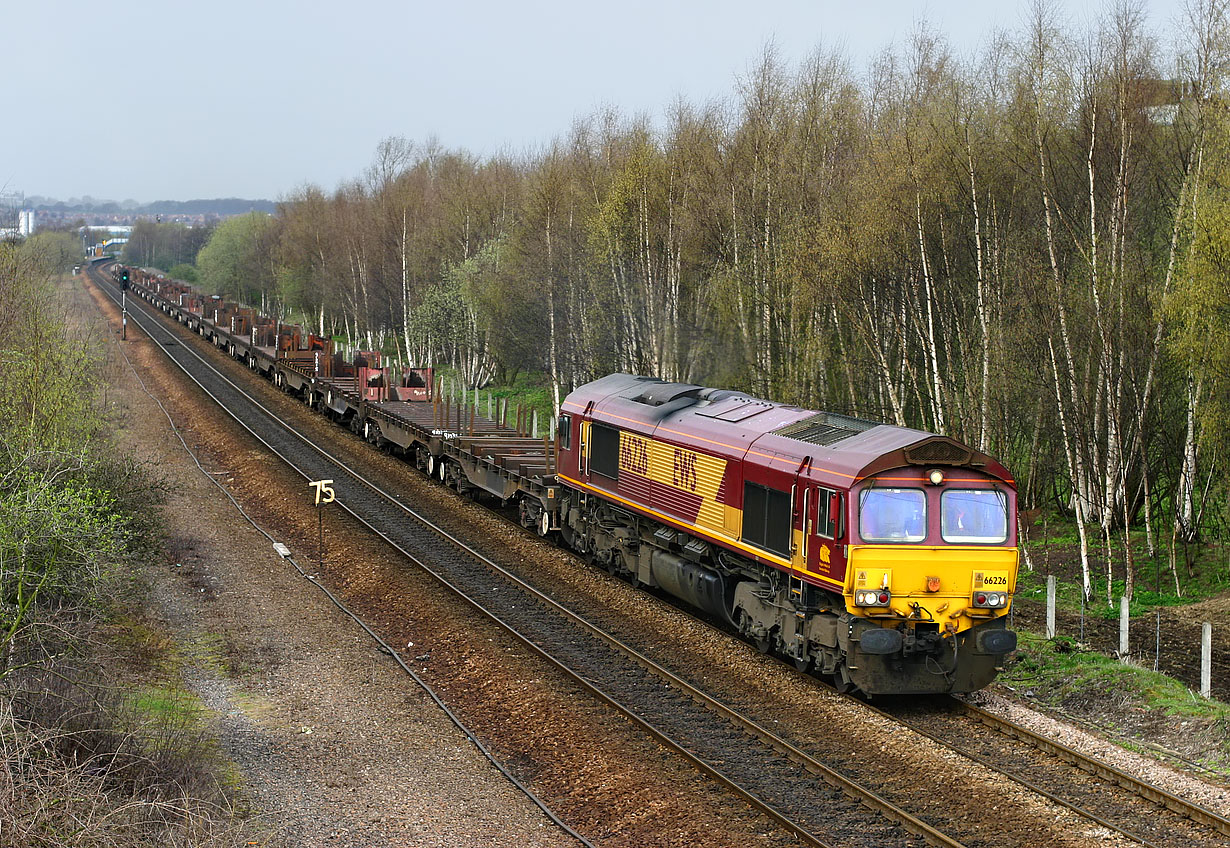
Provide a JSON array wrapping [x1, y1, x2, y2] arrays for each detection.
[[839, 455, 1019, 693]]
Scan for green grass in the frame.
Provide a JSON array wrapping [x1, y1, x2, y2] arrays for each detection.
[[434, 367, 558, 427], [1002, 631, 1230, 773], [131, 686, 203, 722], [1017, 510, 1230, 619], [1004, 632, 1230, 721]]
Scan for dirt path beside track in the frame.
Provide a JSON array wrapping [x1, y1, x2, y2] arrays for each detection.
[[79, 275, 578, 848]]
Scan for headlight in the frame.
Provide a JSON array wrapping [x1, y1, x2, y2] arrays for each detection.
[[855, 590, 891, 607]]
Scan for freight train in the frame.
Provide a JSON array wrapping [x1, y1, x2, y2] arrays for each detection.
[[110, 263, 1018, 695]]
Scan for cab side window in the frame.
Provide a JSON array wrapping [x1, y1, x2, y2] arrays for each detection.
[[557, 414, 572, 451], [815, 487, 838, 539]]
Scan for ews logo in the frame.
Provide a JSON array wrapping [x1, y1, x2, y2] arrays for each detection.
[[672, 448, 698, 491]]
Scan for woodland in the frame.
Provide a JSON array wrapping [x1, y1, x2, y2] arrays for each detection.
[[123, 1, 1230, 604]]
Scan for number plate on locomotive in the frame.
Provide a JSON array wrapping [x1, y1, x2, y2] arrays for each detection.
[[972, 571, 1010, 590]]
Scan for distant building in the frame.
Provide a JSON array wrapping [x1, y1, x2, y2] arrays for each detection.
[[18, 209, 35, 236]]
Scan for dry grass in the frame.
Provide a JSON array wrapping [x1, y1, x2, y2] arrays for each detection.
[[0, 669, 281, 848]]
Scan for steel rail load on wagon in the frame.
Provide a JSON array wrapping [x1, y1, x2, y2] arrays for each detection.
[[115, 265, 564, 525], [113, 264, 1018, 696]]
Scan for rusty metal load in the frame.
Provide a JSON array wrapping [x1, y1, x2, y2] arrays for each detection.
[[117, 263, 564, 574]]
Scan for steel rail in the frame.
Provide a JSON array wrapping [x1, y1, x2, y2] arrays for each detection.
[[93, 267, 968, 848], [864, 696, 1167, 848], [955, 698, 1230, 838]]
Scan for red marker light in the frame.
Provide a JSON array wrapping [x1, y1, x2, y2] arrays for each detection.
[[976, 593, 987, 605], [878, 592, 889, 605]]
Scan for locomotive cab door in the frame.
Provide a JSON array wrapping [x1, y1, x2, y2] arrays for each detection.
[[789, 483, 813, 605], [788, 459, 812, 605], [802, 484, 842, 584]]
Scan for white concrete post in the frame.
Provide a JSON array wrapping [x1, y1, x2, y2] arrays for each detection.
[[1201, 622, 1212, 699], [1119, 596, 1130, 658], [532, 409, 539, 439], [1046, 575, 1057, 640], [487, 392, 493, 420]]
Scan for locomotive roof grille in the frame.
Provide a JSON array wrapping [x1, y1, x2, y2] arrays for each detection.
[[903, 440, 974, 466], [774, 412, 878, 446]]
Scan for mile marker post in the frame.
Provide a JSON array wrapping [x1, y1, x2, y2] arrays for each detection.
[[309, 479, 336, 572]]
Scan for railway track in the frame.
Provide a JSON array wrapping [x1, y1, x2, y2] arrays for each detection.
[[875, 697, 1230, 848], [91, 266, 954, 846], [91, 263, 1229, 847]]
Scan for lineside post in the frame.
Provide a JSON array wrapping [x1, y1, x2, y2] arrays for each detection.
[[1045, 575, 1056, 639], [1154, 610, 1161, 672], [1202, 622, 1212, 698], [308, 479, 335, 574], [1119, 596, 1130, 658]]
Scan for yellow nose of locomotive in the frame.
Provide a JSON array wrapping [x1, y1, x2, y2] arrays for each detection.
[[844, 545, 1018, 633]]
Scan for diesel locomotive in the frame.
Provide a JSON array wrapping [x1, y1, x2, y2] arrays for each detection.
[[553, 374, 1018, 695]]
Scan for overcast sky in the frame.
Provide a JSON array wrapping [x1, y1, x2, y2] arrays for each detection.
[[3, 0, 1193, 204]]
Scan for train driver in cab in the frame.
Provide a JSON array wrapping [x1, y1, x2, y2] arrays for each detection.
[[860, 488, 926, 542]]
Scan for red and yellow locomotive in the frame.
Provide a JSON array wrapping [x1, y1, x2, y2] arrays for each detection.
[[554, 373, 1018, 695]]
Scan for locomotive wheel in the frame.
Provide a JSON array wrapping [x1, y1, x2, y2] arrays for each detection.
[[739, 611, 772, 654], [793, 654, 812, 673], [832, 662, 856, 693]]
